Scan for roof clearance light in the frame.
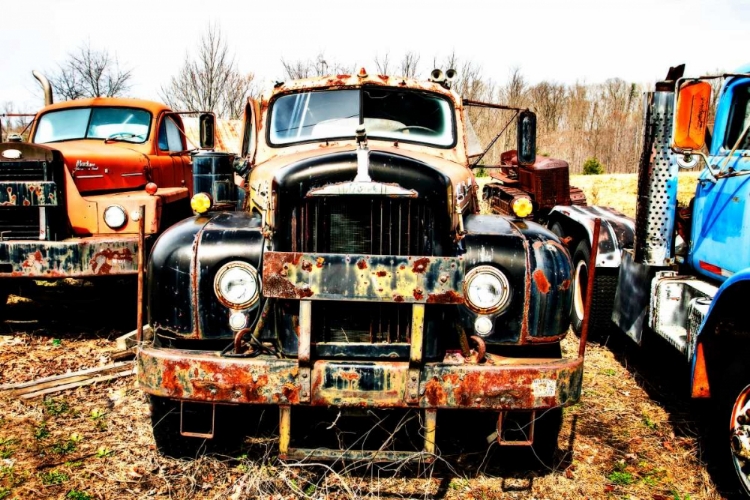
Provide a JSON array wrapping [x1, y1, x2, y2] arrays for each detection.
[[190, 193, 212, 214], [511, 197, 533, 218]]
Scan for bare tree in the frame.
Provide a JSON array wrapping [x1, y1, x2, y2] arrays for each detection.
[[48, 42, 132, 100], [399, 52, 421, 79], [160, 24, 256, 119], [280, 52, 352, 80], [374, 52, 391, 75]]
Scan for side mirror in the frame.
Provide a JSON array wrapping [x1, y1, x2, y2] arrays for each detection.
[[673, 81, 711, 150], [199, 113, 216, 150], [517, 110, 537, 166]]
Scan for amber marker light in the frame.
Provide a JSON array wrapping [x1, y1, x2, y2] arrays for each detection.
[[190, 193, 212, 214], [145, 182, 158, 195], [511, 197, 533, 218]]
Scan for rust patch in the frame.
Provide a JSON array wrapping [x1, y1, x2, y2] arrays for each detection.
[[393, 294, 405, 303], [376, 270, 387, 277], [424, 377, 447, 407], [532, 269, 551, 294], [301, 260, 313, 272], [412, 257, 430, 274], [265, 274, 314, 299], [426, 290, 464, 304], [356, 259, 368, 270], [316, 257, 325, 268], [413, 288, 424, 301], [337, 370, 360, 382], [559, 279, 571, 291], [89, 248, 134, 275]]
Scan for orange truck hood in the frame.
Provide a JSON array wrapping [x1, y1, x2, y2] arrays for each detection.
[[53, 140, 149, 193]]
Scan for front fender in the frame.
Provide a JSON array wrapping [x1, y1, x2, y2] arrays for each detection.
[[462, 215, 572, 343], [691, 269, 750, 398], [548, 205, 634, 268], [148, 211, 263, 341]]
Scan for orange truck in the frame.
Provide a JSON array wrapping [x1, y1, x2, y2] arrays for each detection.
[[0, 73, 212, 306]]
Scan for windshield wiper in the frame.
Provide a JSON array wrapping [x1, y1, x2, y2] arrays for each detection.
[[104, 132, 144, 144]]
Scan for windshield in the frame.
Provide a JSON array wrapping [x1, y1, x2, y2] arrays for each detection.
[[725, 83, 750, 150], [34, 107, 151, 144], [269, 87, 455, 147]]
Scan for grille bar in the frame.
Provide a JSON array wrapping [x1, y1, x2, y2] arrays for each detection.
[[0, 160, 47, 181], [294, 197, 436, 256], [0, 208, 41, 240]]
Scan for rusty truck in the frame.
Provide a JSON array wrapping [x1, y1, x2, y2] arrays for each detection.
[[549, 64, 750, 495], [137, 69, 586, 462], [0, 73, 213, 315]]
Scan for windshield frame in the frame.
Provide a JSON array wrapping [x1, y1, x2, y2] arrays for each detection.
[[32, 106, 153, 145], [266, 86, 457, 150]]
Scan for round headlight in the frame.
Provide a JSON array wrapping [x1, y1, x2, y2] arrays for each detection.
[[103, 205, 127, 229], [214, 261, 259, 308], [464, 265, 511, 314]]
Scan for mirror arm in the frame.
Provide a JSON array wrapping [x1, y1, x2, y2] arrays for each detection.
[[470, 111, 518, 168]]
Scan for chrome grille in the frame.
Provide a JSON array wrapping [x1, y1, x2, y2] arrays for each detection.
[[292, 197, 437, 256]]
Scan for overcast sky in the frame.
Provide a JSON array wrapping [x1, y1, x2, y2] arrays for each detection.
[[2, 0, 749, 111]]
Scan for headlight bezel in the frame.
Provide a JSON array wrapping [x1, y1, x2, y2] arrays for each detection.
[[213, 261, 260, 309], [103, 205, 128, 229], [463, 265, 511, 314]]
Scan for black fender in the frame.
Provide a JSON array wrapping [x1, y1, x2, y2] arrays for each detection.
[[547, 205, 635, 268], [461, 214, 572, 344], [148, 211, 263, 341]]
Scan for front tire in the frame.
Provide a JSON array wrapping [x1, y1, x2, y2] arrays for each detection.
[[150, 396, 207, 458], [570, 240, 617, 337], [722, 365, 750, 496]]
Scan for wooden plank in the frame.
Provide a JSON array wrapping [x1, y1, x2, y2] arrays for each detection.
[[0, 361, 133, 391], [18, 369, 135, 399]]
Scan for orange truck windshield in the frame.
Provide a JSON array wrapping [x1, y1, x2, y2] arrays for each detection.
[[34, 107, 151, 144]]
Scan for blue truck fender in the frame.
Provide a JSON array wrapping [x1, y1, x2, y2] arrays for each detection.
[[690, 268, 750, 398]]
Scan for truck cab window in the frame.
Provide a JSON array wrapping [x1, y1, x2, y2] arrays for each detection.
[[159, 116, 183, 152], [725, 84, 750, 150]]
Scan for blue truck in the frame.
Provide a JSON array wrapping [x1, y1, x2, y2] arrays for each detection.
[[549, 64, 750, 495]]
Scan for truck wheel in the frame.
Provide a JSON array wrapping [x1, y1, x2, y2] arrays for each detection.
[[531, 407, 562, 468], [570, 240, 617, 337], [722, 365, 750, 496], [150, 396, 207, 458]]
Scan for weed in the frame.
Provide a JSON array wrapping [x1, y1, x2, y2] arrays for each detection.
[[89, 409, 106, 420], [51, 338, 62, 347], [600, 368, 616, 376], [43, 398, 70, 416], [0, 465, 26, 488], [64, 461, 83, 468], [40, 469, 69, 486], [642, 414, 657, 430], [671, 491, 692, 500], [95, 446, 112, 459], [0, 438, 16, 459], [304, 483, 316, 496], [33, 422, 49, 440], [50, 440, 77, 455], [607, 470, 634, 485], [66, 490, 92, 500], [0, 487, 8, 500]]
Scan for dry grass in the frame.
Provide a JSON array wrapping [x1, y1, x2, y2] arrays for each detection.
[[0, 306, 726, 498]]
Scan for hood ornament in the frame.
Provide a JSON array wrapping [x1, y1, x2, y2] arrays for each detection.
[[353, 125, 371, 182]]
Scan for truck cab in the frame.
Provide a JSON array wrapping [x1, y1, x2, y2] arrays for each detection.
[[0, 96, 195, 303], [137, 71, 584, 461]]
